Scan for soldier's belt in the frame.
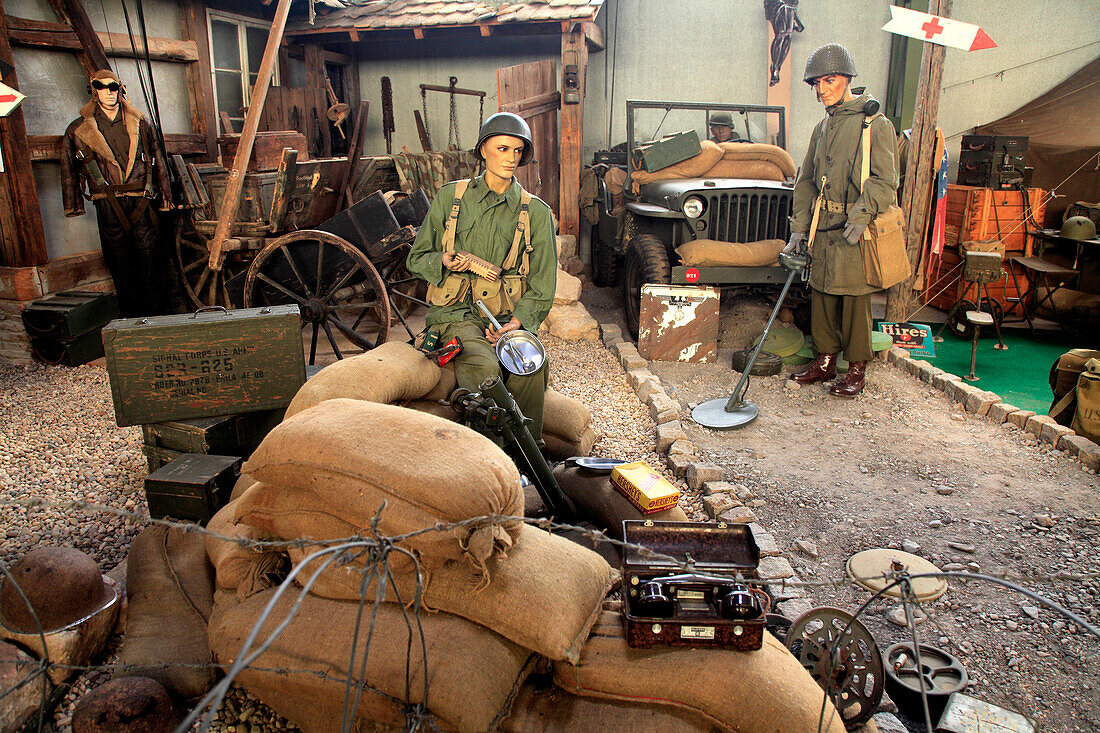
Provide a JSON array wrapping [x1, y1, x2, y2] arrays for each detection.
[[824, 200, 855, 214]]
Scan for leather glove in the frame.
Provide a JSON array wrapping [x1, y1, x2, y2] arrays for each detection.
[[843, 221, 868, 245], [783, 232, 807, 256]]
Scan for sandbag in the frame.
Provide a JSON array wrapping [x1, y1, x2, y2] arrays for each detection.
[[553, 465, 689, 541], [1035, 286, 1100, 319], [115, 527, 216, 700], [500, 676, 719, 732], [422, 364, 458, 402], [286, 523, 614, 663], [207, 587, 537, 733], [242, 399, 525, 568], [230, 472, 258, 502], [703, 159, 787, 181], [675, 239, 785, 268], [717, 142, 797, 178], [284, 342, 441, 419], [544, 426, 598, 461], [631, 140, 724, 187], [204, 500, 285, 600], [553, 610, 847, 733], [403, 398, 461, 422], [542, 389, 592, 442]]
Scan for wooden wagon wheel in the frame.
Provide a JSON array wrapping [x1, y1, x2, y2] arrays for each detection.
[[175, 212, 244, 310], [243, 229, 391, 365]]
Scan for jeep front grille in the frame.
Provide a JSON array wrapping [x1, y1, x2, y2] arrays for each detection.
[[706, 191, 791, 243]]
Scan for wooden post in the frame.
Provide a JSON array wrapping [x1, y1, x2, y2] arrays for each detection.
[[886, 0, 952, 321], [558, 29, 587, 239], [180, 0, 217, 161], [207, 0, 293, 270], [0, 0, 47, 268], [44, 0, 108, 75]]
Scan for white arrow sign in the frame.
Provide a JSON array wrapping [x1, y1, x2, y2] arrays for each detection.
[[0, 81, 26, 117], [882, 5, 997, 51]]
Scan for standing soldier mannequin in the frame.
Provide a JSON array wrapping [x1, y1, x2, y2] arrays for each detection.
[[62, 69, 172, 318], [406, 112, 557, 439], [786, 44, 899, 397]]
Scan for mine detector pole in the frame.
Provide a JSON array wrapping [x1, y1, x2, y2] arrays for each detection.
[[206, 0, 294, 270]]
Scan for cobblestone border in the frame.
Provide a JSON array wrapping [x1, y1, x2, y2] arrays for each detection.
[[885, 347, 1100, 473]]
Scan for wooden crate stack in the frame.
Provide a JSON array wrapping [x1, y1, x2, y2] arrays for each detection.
[[923, 185, 1046, 311]]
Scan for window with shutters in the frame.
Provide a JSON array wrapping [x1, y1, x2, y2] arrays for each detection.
[[207, 10, 279, 134]]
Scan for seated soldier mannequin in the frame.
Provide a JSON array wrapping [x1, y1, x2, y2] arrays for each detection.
[[61, 69, 172, 318], [708, 112, 743, 144], [406, 112, 558, 440]]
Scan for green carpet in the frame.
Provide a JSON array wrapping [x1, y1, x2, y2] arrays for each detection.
[[884, 324, 1075, 414]]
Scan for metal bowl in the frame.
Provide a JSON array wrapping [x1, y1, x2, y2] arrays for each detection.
[[495, 329, 546, 376]]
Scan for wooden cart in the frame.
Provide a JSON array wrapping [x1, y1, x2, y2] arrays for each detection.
[[172, 150, 427, 364]]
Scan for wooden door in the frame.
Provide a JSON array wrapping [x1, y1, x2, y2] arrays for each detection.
[[497, 59, 560, 215]]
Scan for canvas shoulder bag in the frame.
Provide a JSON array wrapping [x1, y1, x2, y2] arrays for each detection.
[[1070, 358, 1100, 443], [858, 115, 910, 290]]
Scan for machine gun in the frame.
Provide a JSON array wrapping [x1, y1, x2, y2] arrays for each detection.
[[449, 376, 574, 520]]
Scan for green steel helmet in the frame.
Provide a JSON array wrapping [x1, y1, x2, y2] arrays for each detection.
[[1060, 215, 1097, 241], [474, 112, 534, 166], [803, 43, 858, 85], [709, 111, 733, 127]]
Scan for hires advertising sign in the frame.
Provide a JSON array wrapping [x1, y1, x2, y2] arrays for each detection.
[[878, 322, 935, 358]]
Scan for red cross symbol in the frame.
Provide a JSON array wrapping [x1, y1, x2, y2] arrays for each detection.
[[921, 16, 945, 39]]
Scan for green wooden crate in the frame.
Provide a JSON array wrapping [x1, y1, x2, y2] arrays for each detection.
[[21, 290, 119, 340], [30, 329, 105, 366], [102, 305, 305, 427], [141, 444, 184, 472], [144, 453, 241, 523], [632, 130, 702, 173], [141, 408, 283, 458]]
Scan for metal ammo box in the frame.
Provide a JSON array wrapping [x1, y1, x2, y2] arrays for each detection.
[[143, 453, 241, 523], [102, 305, 305, 427], [631, 130, 702, 173], [22, 290, 119, 366], [621, 520, 765, 651]]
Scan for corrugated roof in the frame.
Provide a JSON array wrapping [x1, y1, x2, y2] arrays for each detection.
[[289, 0, 603, 34]]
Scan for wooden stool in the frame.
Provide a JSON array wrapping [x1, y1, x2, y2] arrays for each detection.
[[963, 310, 994, 382]]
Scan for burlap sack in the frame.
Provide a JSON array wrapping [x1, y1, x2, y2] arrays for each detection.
[[204, 500, 285, 600], [422, 364, 458, 402], [543, 426, 598, 461], [402, 398, 461, 422], [553, 610, 847, 733], [675, 239, 785, 268], [604, 167, 628, 213], [501, 676, 719, 732], [717, 142, 797, 178], [207, 588, 537, 733], [553, 465, 688, 541], [631, 140, 724, 188], [542, 389, 591, 442], [286, 523, 614, 663], [242, 399, 525, 569], [703, 159, 787, 181], [284, 342, 441, 419], [230, 472, 259, 502], [115, 527, 216, 700]]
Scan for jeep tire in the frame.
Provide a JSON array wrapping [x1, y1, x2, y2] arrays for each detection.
[[590, 223, 621, 287], [623, 234, 671, 339]]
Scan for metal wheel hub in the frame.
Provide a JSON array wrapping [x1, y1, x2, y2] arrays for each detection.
[[301, 297, 328, 323]]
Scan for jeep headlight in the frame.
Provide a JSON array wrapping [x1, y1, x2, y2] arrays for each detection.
[[682, 196, 705, 219]]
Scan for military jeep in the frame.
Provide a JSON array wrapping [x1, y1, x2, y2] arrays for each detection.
[[585, 101, 798, 337]]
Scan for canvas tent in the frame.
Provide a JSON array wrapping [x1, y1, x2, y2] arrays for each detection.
[[972, 55, 1100, 226]]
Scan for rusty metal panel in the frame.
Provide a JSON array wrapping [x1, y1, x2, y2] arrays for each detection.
[[637, 284, 719, 363]]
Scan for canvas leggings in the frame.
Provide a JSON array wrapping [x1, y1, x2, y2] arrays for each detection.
[[436, 317, 549, 439], [93, 197, 171, 318], [810, 289, 874, 363]]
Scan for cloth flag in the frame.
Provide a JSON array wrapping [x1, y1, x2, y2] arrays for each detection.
[[930, 145, 950, 257], [882, 5, 997, 51]]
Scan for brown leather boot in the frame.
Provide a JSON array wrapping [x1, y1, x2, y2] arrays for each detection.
[[792, 353, 837, 384], [829, 361, 867, 397]]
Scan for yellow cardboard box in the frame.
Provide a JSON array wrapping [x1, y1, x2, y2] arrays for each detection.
[[610, 461, 681, 514]]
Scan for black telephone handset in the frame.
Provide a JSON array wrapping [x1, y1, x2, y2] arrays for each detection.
[[633, 573, 769, 621]]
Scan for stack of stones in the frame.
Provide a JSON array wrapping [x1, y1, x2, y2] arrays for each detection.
[[541, 234, 599, 341]]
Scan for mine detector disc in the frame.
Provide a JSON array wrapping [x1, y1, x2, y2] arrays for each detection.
[[846, 549, 947, 602], [243, 230, 391, 366], [785, 606, 885, 731]]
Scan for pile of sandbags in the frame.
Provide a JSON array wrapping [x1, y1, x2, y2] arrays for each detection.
[[675, 238, 786, 268], [630, 140, 797, 191]]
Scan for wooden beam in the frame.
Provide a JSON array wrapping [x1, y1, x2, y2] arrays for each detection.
[[6, 18, 198, 62], [413, 109, 431, 152], [180, 0, 217, 162], [44, 0, 109, 75], [0, 0, 47, 268], [28, 133, 207, 161], [499, 90, 561, 118], [412, 27, 424, 40], [479, 24, 491, 37], [558, 29, 587, 239], [349, 29, 358, 42], [98, 32, 198, 62], [0, 250, 110, 301], [886, 0, 952, 321], [5, 15, 82, 49], [582, 21, 603, 50]]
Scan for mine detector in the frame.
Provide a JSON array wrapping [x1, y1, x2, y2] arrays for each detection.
[[584, 101, 801, 337]]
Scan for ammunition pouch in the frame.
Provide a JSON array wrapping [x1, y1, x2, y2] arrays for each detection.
[[426, 272, 470, 307], [472, 274, 526, 317]]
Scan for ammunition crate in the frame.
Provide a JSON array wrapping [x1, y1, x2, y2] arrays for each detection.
[[21, 290, 119, 341], [102, 305, 305, 427], [632, 130, 702, 173], [958, 150, 1026, 169], [30, 330, 105, 367], [141, 409, 283, 459], [141, 444, 184, 472], [960, 134, 1028, 156], [143, 453, 241, 523]]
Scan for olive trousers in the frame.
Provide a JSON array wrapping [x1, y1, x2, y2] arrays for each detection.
[[810, 289, 874, 363], [436, 317, 549, 439]]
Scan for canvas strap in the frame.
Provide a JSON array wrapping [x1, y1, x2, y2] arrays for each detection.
[[504, 190, 533, 276], [440, 178, 471, 254], [805, 176, 827, 253]]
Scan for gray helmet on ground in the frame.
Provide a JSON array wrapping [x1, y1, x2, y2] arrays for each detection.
[[474, 112, 534, 167], [1060, 215, 1097, 241], [804, 43, 858, 84], [709, 111, 733, 127]]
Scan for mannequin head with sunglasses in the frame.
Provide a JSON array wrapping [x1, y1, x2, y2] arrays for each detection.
[[89, 69, 124, 118]]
